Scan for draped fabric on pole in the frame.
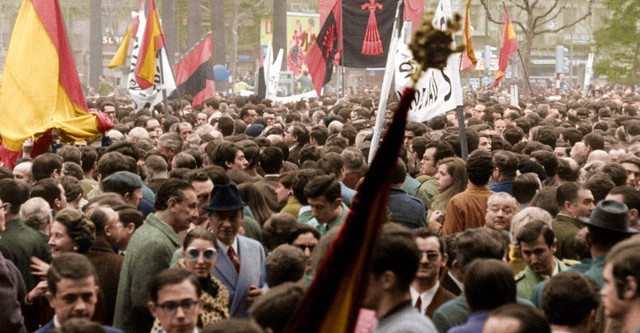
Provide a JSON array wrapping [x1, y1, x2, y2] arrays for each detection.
[[286, 85, 411, 333], [0, 0, 112, 168], [171, 33, 215, 107], [125, 0, 176, 110], [306, 0, 341, 96], [403, 0, 424, 31], [342, 0, 398, 68], [460, 0, 477, 71], [394, 0, 463, 123], [493, 3, 518, 86]]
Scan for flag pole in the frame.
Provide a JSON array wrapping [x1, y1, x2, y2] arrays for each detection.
[[158, 49, 171, 119], [368, 0, 403, 163], [517, 49, 533, 98]]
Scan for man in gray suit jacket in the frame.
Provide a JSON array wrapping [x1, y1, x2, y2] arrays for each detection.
[[205, 182, 267, 318]]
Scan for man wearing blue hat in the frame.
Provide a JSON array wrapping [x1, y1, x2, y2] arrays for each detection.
[[205, 181, 267, 318]]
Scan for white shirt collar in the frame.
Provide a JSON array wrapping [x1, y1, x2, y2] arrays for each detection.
[[218, 237, 238, 256], [410, 281, 440, 314], [298, 205, 311, 214]]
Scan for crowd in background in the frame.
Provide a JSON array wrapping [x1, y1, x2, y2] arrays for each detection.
[[1, 82, 640, 333]]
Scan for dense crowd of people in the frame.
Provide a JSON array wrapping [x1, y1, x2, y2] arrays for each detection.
[[1, 83, 640, 333]]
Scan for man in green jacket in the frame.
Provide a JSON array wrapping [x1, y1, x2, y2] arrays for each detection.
[[553, 182, 594, 260], [515, 220, 569, 302], [113, 179, 199, 333]]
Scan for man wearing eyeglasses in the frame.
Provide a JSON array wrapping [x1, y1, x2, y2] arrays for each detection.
[[410, 228, 454, 318], [148, 268, 202, 333]]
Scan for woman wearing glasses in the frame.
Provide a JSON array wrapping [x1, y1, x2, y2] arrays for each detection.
[[151, 228, 229, 332]]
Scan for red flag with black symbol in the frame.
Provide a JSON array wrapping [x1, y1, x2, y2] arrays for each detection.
[[172, 33, 215, 107], [342, 0, 397, 68], [306, 0, 342, 95]]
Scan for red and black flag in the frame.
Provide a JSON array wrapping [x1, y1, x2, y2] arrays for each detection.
[[306, 0, 342, 96], [285, 69, 411, 333], [171, 32, 215, 106], [342, 0, 398, 68]]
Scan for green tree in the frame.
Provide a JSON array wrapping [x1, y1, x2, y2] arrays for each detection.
[[593, 0, 640, 87]]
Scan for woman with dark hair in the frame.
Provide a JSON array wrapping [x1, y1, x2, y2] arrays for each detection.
[[49, 208, 96, 256], [276, 172, 301, 218], [26, 209, 97, 328], [428, 157, 467, 233], [239, 183, 274, 227], [151, 228, 229, 331]]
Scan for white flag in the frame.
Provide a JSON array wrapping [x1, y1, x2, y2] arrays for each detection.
[[583, 53, 594, 97], [264, 44, 284, 100], [127, 9, 176, 111], [394, 0, 463, 123]]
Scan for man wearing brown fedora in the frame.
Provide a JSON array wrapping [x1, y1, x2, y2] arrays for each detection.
[[205, 181, 266, 318], [574, 200, 638, 287]]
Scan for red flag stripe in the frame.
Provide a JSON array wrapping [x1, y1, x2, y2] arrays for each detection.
[[31, 0, 88, 112], [174, 33, 213, 84], [493, 4, 518, 86]]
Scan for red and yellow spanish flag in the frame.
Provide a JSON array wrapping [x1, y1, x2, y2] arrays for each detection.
[[493, 3, 518, 86], [135, 0, 166, 89], [285, 84, 412, 332], [460, 0, 477, 71], [109, 0, 143, 69], [108, 25, 134, 69], [0, 0, 112, 168]]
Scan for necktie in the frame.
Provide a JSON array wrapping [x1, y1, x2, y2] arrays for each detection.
[[228, 247, 240, 273], [415, 295, 422, 313]]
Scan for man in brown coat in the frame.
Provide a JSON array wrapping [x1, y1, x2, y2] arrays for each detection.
[[411, 228, 455, 318], [86, 206, 123, 325]]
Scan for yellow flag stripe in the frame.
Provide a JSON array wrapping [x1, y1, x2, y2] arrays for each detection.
[[108, 26, 132, 68]]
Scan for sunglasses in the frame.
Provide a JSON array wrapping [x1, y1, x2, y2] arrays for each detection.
[[185, 247, 217, 261], [294, 244, 316, 252], [419, 251, 440, 262]]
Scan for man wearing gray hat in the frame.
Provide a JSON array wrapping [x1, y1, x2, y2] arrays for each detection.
[[571, 200, 638, 287], [205, 181, 266, 318], [101, 171, 144, 208]]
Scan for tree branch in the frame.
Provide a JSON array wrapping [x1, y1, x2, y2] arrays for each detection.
[[507, 0, 526, 11], [513, 21, 527, 33], [536, 0, 594, 35], [531, 0, 539, 9], [535, 5, 564, 31], [237, 0, 267, 21], [538, 0, 560, 19], [479, 0, 502, 25], [532, 0, 559, 30]]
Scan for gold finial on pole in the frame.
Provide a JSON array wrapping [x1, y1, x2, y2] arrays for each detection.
[[408, 12, 465, 85]]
